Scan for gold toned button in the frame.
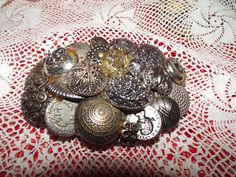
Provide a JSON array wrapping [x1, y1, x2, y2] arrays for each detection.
[[74, 97, 125, 145], [101, 49, 132, 78]]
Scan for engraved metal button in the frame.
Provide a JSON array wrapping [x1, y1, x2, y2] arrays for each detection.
[[106, 75, 153, 111], [21, 60, 53, 127], [43, 47, 78, 77], [45, 98, 77, 137], [164, 57, 186, 86], [136, 44, 166, 70], [74, 98, 125, 145], [67, 61, 108, 97], [152, 96, 180, 130], [168, 83, 190, 116], [127, 104, 162, 141]]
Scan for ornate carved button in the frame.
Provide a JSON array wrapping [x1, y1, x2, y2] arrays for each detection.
[[21, 60, 54, 127], [43, 47, 78, 77], [136, 44, 166, 70], [106, 75, 153, 111], [67, 61, 108, 97], [45, 98, 77, 137], [74, 98, 125, 145]]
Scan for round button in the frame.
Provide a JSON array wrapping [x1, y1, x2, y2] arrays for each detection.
[[45, 98, 77, 137], [67, 61, 108, 97], [74, 97, 125, 145], [152, 96, 180, 130], [164, 57, 186, 86]]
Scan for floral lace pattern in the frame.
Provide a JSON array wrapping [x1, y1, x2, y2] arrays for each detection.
[[0, 0, 235, 177]]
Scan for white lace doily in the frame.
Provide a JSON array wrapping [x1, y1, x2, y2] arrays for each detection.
[[0, 0, 235, 176]]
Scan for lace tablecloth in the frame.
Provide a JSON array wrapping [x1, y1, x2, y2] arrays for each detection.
[[0, 0, 235, 176]]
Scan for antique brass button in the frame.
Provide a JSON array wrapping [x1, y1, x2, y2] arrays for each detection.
[[74, 97, 125, 145]]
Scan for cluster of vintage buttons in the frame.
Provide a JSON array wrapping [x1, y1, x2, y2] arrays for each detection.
[[21, 37, 190, 146]]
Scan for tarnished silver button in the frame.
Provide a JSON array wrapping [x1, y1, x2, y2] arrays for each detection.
[[21, 60, 53, 127], [45, 98, 77, 137], [43, 47, 78, 77], [152, 96, 180, 130], [67, 61, 108, 97], [164, 57, 186, 86], [106, 75, 153, 111], [168, 83, 190, 116]]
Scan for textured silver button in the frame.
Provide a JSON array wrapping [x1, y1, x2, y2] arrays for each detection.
[[168, 83, 190, 116], [45, 98, 77, 137], [152, 96, 180, 130], [43, 47, 78, 77], [136, 44, 166, 70], [67, 61, 108, 97], [106, 75, 153, 111]]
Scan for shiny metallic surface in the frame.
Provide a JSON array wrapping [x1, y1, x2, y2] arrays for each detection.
[[43, 47, 78, 77], [101, 49, 132, 78], [164, 57, 186, 86], [21, 60, 54, 127], [66, 42, 90, 60], [168, 83, 190, 116], [74, 98, 125, 145], [67, 61, 108, 97], [119, 120, 139, 145], [46, 76, 84, 102], [87, 45, 108, 64], [129, 104, 162, 140], [128, 61, 143, 77], [151, 67, 173, 96], [152, 96, 180, 130], [136, 44, 166, 70], [106, 75, 153, 111], [45, 98, 77, 137]]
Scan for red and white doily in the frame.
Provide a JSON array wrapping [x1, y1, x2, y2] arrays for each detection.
[[0, 0, 235, 177]]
